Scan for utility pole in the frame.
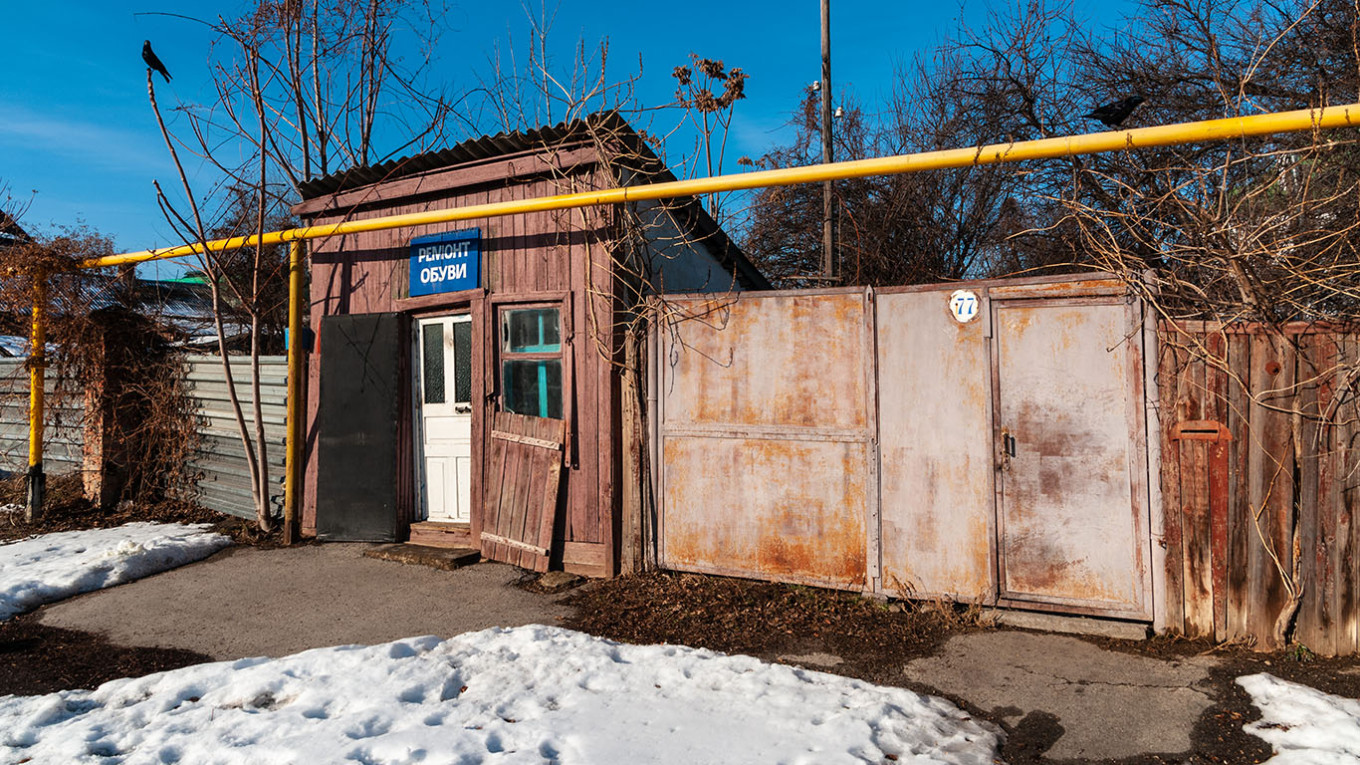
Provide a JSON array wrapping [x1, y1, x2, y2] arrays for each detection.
[[820, 0, 835, 280]]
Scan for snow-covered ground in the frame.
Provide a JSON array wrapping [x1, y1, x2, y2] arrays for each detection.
[[0, 625, 1004, 764], [1240, 673, 1360, 763], [0, 522, 230, 620]]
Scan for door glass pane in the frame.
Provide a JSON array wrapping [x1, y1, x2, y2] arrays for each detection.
[[453, 320, 472, 404], [502, 359, 562, 419], [503, 308, 561, 352], [421, 323, 445, 404]]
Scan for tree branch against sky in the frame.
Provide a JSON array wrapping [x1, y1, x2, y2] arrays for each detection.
[[2, 0, 1145, 258]]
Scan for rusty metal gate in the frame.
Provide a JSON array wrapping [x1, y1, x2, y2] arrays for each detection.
[[652, 290, 877, 589], [652, 276, 1157, 621]]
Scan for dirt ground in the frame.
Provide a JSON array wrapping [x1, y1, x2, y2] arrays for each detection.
[[2, 496, 1358, 764]]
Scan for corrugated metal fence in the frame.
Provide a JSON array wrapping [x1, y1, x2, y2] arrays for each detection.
[[186, 355, 287, 520], [0, 355, 285, 518], [0, 358, 83, 477]]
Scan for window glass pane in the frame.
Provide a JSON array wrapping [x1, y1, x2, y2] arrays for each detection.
[[503, 308, 561, 353], [502, 359, 562, 419], [453, 320, 472, 404], [421, 323, 445, 404]]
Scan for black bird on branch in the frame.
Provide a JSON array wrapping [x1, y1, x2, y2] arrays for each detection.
[[1082, 96, 1145, 128], [142, 41, 172, 83]]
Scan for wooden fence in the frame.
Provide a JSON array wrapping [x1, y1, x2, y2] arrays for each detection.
[[1159, 321, 1360, 654]]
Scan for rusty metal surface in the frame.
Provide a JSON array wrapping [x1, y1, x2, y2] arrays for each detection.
[[652, 281, 1156, 620], [656, 291, 873, 589], [876, 291, 996, 601], [661, 436, 869, 586], [994, 300, 1149, 616], [660, 292, 869, 431]]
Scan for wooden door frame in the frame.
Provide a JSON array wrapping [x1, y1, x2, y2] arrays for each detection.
[[410, 304, 479, 527]]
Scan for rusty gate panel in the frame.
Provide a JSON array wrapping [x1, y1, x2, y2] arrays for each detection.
[[876, 291, 996, 600], [656, 290, 875, 590], [662, 437, 869, 585], [993, 300, 1152, 618], [660, 292, 870, 431]]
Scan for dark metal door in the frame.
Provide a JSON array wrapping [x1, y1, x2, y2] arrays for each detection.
[[993, 299, 1151, 619], [315, 312, 407, 542]]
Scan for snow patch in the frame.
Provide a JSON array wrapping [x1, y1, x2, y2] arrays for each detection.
[[0, 625, 1003, 764], [1239, 672, 1360, 763], [0, 522, 230, 620]]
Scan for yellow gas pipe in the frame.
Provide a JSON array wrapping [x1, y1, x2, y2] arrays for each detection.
[[283, 241, 304, 544], [24, 102, 1357, 528], [25, 273, 45, 520]]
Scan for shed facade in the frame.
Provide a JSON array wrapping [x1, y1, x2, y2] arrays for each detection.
[[293, 116, 766, 577]]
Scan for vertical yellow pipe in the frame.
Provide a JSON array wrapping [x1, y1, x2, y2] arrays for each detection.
[[26, 272, 46, 521], [283, 241, 304, 544]]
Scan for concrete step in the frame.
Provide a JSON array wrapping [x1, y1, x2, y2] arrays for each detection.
[[363, 543, 481, 571]]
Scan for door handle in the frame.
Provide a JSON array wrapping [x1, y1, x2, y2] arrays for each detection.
[[455, 404, 472, 414], [1004, 433, 1017, 458]]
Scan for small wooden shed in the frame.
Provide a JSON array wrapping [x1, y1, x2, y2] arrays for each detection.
[[292, 114, 767, 577]]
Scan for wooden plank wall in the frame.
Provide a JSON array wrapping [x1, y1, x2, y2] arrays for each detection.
[[1159, 321, 1360, 653], [301, 162, 619, 576]]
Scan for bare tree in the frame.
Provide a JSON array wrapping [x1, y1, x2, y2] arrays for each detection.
[[147, 0, 459, 532]]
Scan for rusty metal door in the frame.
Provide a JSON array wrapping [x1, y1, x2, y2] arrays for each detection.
[[992, 299, 1152, 619]]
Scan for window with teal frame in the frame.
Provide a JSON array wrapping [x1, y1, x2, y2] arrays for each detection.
[[499, 307, 563, 419]]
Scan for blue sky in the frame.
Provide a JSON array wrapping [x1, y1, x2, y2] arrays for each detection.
[[0, 1, 1136, 277]]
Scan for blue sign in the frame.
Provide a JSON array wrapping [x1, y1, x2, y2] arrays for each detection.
[[409, 228, 480, 297]]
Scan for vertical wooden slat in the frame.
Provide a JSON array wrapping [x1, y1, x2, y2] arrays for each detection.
[[515, 430, 549, 568], [1183, 337, 1213, 635], [1207, 331, 1231, 642], [1158, 325, 1187, 634], [1226, 331, 1253, 641], [1183, 435, 1213, 637], [1247, 332, 1296, 650], [501, 417, 531, 566], [480, 415, 509, 560], [596, 257, 615, 566], [1298, 332, 1331, 654], [1341, 333, 1359, 655]]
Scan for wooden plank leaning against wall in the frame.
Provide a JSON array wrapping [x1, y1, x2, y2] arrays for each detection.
[[1159, 320, 1360, 654]]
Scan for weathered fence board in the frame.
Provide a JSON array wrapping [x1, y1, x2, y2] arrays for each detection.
[[1161, 322, 1360, 653]]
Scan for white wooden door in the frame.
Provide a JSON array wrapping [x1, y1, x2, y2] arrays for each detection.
[[416, 315, 473, 523]]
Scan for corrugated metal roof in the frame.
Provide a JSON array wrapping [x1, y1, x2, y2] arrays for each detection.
[[297, 112, 634, 200]]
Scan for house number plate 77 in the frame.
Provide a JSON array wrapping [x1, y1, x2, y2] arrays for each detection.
[[949, 290, 980, 323]]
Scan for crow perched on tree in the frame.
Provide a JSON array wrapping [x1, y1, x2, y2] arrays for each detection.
[[1083, 96, 1145, 128], [142, 41, 172, 83]]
